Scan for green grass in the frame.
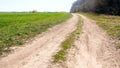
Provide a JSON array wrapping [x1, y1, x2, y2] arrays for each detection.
[[0, 12, 71, 55], [54, 16, 83, 62], [82, 13, 120, 47]]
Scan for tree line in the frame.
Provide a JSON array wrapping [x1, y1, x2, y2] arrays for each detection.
[[70, 0, 120, 15]]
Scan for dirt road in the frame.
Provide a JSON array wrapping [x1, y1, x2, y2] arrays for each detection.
[[0, 14, 79, 68], [49, 14, 120, 68], [0, 14, 120, 68], [65, 14, 120, 68]]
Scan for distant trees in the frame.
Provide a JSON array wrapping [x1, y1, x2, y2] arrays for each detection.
[[30, 10, 38, 13], [71, 0, 120, 15], [70, 0, 99, 13]]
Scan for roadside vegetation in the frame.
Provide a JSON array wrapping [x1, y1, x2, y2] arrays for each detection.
[[0, 12, 71, 55], [54, 16, 83, 62], [83, 13, 120, 47]]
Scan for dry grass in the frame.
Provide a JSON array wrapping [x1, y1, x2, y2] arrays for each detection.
[[83, 13, 120, 47]]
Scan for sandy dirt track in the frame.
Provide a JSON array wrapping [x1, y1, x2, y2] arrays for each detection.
[[49, 14, 120, 68], [0, 14, 79, 68], [65, 14, 120, 68]]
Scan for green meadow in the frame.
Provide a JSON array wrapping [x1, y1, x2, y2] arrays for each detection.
[[0, 12, 71, 55]]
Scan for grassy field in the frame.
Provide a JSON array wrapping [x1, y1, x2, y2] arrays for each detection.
[[83, 13, 120, 47], [54, 16, 83, 62], [0, 12, 71, 55]]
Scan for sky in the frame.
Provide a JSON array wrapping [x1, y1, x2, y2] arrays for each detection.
[[0, 0, 76, 12]]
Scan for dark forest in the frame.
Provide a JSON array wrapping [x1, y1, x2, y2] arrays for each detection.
[[71, 0, 120, 15]]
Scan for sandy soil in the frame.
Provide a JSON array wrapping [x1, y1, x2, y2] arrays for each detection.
[[65, 14, 120, 68], [0, 14, 79, 68]]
